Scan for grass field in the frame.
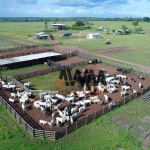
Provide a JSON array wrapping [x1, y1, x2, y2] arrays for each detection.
[[0, 64, 48, 76], [1, 98, 148, 150], [1, 21, 150, 149], [0, 21, 150, 65]]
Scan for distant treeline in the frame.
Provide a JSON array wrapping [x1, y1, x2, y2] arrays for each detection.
[[0, 17, 150, 22]]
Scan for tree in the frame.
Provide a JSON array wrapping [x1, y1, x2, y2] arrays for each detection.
[[75, 20, 84, 26], [143, 17, 150, 22], [122, 25, 131, 35], [132, 21, 139, 30]]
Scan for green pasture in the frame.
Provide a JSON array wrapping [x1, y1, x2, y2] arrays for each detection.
[[0, 39, 18, 48], [1, 97, 148, 150], [21, 65, 86, 91], [0, 21, 150, 50], [1, 21, 150, 65], [0, 64, 47, 76]]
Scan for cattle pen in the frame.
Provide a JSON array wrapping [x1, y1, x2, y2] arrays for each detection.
[[0, 72, 150, 140]]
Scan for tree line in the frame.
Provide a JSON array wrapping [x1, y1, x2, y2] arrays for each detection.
[[0, 17, 150, 22]]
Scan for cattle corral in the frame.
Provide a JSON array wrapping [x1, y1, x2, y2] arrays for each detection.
[[1, 45, 150, 140]]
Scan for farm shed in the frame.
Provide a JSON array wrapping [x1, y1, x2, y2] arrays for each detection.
[[0, 52, 61, 69], [52, 24, 67, 30], [36, 32, 49, 39], [87, 33, 102, 39]]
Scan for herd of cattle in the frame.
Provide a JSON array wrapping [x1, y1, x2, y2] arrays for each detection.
[[0, 71, 145, 127]]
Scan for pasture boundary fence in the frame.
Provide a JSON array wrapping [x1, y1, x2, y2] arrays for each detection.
[[78, 52, 150, 76], [0, 35, 63, 52], [11, 60, 88, 80], [0, 83, 149, 140]]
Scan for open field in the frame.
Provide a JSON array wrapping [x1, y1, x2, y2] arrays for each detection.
[[0, 39, 18, 48], [0, 21, 150, 65]]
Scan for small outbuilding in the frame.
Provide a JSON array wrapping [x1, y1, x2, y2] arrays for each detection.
[[87, 33, 102, 39], [52, 23, 67, 30]]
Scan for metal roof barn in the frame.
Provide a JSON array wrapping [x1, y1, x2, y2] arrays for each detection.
[[0, 52, 61, 66]]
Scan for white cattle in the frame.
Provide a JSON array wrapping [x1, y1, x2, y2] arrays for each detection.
[[55, 94, 65, 100], [48, 119, 54, 127], [120, 90, 126, 97], [21, 103, 26, 112], [39, 120, 48, 126], [50, 98, 58, 104], [104, 95, 109, 103], [24, 82, 31, 87], [64, 96, 74, 103], [108, 102, 116, 108], [90, 96, 98, 101], [11, 92, 17, 98], [44, 94, 53, 100], [71, 106, 78, 114], [107, 86, 117, 93], [121, 85, 130, 91], [33, 101, 41, 109], [83, 99, 92, 106], [9, 98, 15, 103], [56, 115, 70, 126], [92, 98, 103, 104], [78, 105, 86, 113]]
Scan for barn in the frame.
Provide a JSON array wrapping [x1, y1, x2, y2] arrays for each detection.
[[86, 33, 102, 39]]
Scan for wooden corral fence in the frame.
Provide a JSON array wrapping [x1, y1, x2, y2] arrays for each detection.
[[12, 60, 88, 80], [1, 82, 150, 140], [0, 48, 54, 59], [78, 52, 133, 75], [31, 90, 58, 98], [0, 35, 63, 51]]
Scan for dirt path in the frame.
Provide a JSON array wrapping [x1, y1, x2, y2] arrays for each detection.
[[54, 45, 150, 73]]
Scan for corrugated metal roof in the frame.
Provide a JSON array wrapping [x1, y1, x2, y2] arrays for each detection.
[[0, 52, 61, 66]]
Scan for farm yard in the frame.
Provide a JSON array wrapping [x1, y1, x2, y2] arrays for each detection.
[[1, 21, 150, 150], [1, 62, 150, 132]]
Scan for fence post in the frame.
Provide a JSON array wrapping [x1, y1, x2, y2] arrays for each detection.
[[117, 100, 119, 107], [66, 126, 68, 135], [43, 130, 45, 138], [76, 121, 77, 130], [103, 107, 105, 114], [86, 116, 87, 124], [54, 131, 56, 140], [94, 111, 96, 119], [33, 129, 35, 138], [25, 122, 27, 129]]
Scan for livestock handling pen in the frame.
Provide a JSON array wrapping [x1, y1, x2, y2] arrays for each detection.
[[0, 61, 150, 140]]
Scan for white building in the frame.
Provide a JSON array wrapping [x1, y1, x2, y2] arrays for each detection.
[[87, 33, 102, 39]]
